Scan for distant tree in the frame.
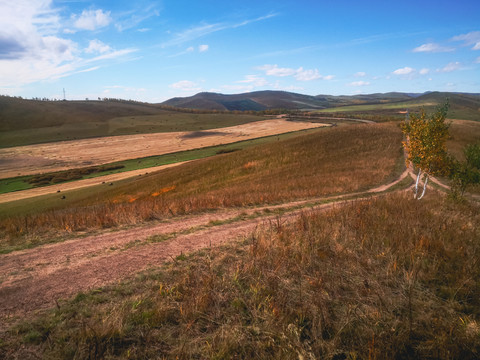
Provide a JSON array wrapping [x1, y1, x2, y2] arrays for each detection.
[[401, 102, 451, 199]]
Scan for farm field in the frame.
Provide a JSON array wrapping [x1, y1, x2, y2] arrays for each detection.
[[0, 97, 266, 148], [1, 117, 479, 358], [1, 103, 479, 359], [0, 118, 326, 179]]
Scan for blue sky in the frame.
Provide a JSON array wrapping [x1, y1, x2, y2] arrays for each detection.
[[1, 0, 479, 102]]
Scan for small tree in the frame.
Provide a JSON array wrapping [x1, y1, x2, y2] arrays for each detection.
[[449, 143, 480, 197], [401, 102, 451, 199]]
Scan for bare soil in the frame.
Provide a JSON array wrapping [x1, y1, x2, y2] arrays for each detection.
[[0, 170, 410, 330], [0, 119, 326, 179]]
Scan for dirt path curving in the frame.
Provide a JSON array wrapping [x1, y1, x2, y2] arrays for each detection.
[[0, 167, 412, 330]]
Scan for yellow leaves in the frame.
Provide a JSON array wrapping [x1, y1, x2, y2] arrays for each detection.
[[401, 103, 450, 175]]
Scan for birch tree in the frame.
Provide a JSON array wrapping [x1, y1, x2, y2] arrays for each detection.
[[401, 102, 450, 199]]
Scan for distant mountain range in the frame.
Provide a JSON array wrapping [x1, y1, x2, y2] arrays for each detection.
[[160, 90, 480, 112]]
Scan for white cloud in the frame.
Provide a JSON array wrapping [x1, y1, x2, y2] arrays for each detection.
[[419, 68, 430, 75], [169, 80, 201, 92], [74, 9, 112, 31], [199, 44, 209, 52], [0, 2, 136, 87], [295, 67, 321, 81], [237, 75, 268, 87], [437, 62, 461, 73], [161, 13, 277, 48], [354, 71, 366, 77], [114, 3, 160, 32], [86, 48, 137, 62], [85, 39, 111, 54], [476, 56, 480, 64], [412, 43, 453, 53], [258, 64, 297, 77], [393, 67, 415, 75], [348, 81, 370, 87], [272, 82, 304, 92], [258, 64, 332, 81], [451, 31, 480, 50]]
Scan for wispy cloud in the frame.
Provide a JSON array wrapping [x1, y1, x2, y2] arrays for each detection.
[[348, 81, 370, 87], [161, 13, 278, 48], [412, 42, 454, 53], [258, 64, 333, 81], [451, 31, 480, 50], [0, 2, 137, 87], [169, 45, 209, 58], [258, 64, 296, 77], [73, 9, 112, 31], [437, 62, 462, 73], [85, 39, 111, 54], [354, 72, 366, 77], [169, 80, 202, 92], [237, 75, 268, 86], [114, 3, 161, 32], [392, 67, 415, 75], [86, 48, 137, 62]]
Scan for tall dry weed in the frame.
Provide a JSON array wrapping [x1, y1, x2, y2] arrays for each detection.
[[4, 192, 479, 359]]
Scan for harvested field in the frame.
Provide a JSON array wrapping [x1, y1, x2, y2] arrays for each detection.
[[0, 119, 327, 179], [0, 162, 190, 204]]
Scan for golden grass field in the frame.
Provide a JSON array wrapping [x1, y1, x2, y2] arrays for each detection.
[[0, 118, 326, 179], [1, 115, 480, 359]]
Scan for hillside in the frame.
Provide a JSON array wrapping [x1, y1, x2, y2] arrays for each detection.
[[1, 91, 478, 148], [162, 91, 330, 111], [1, 110, 480, 359], [0, 97, 263, 148], [161, 90, 417, 111], [161, 91, 480, 121]]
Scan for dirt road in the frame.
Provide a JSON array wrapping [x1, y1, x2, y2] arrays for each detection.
[[0, 169, 410, 329], [0, 119, 327, 179]]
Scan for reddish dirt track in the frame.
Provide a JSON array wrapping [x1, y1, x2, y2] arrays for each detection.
[[0, 169, 411, 330]]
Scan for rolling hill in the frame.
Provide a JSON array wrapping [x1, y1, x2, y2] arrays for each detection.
[[1, 91, 478, 148], [161, 90, 418, 111]]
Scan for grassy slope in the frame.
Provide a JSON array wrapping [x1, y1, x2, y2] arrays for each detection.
[[0, 123, 404, 242], [317, 93, 480, 121], [2, 193, 479, 359], [0, 97, 263, 147], [0, 129, 318, 195]]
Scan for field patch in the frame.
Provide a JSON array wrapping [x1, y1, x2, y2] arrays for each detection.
[[0, 119, 327, 179]]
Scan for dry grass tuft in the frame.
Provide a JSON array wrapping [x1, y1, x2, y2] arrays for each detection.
[[1, 123, 403, 242], [2, 192, 479, 359]]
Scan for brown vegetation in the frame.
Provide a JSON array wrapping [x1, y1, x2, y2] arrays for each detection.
[[2, 192, 479, 359], [0, 119, 322, 178], [0, 123, 403, 240]]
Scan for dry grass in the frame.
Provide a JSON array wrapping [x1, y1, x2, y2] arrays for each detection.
[[447, 119, 480, 160], [0, 123, 403, 241], [2, 192, 479, 359]]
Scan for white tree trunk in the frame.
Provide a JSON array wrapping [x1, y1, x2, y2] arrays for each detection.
[[414, 168, 422, 199], [417, 175, 429, 200]]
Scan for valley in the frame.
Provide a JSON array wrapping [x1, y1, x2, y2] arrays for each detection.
[[0, 92, 479, 359]]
